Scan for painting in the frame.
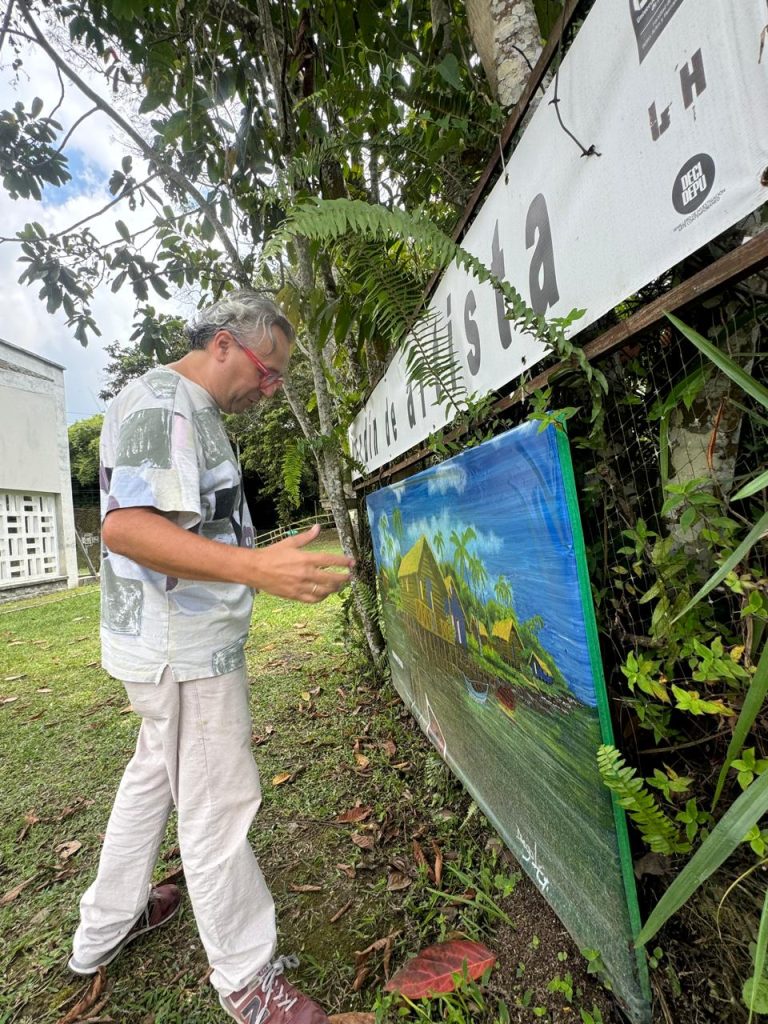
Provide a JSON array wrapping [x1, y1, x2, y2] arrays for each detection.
[[366, 421, 650, 1023]]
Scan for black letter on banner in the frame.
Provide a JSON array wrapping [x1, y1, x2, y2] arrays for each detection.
[[464, 290, 481, 376], [680, 49, 706, 109], [407, 385, 416, 428], [372, 417, 378, 456], [648, 101, 670, 141], [525, 193, 560, 316], [491, 221, 512, 350], [446, 294, 458, 394], [385, 403, 391, 446], [390, 403, 397, 442]]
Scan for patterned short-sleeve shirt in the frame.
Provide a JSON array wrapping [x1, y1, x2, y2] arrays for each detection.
[[99, 368, 254, 682]]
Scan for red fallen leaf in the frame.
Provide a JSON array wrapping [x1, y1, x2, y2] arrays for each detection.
[[335, 805, 372, 824], [386, 870, 412, 892], [384, 940, 496, 998], [336, 863, 356, 879], [431, 840, 443, 887], [380, 739, 397, 758], [351, 833, 375, 850]]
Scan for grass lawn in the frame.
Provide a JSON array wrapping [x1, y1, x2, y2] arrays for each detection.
[[0, 536, 621, 1024]]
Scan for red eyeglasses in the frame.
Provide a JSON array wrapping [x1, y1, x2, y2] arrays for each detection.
[[231, 334, 285, 390]]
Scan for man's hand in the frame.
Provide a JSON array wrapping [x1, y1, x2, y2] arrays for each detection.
[[102, 509, 354, 603], [252, 523, 354, 602]]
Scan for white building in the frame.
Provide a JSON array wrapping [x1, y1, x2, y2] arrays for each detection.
[[0, 339, 79, 593]]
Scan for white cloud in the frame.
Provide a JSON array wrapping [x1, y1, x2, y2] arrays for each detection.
[[405, 507, 502, 561], [426, 462, 467, 495]]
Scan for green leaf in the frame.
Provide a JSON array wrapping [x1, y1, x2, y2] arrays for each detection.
[[713, 643, 768, 810], [673, 510, 768, 621], [30, 96, 44, 118], [732, 470, 768, 502], [636, 770, 768, 946], [666, 313, 768, 411], [744, 977, 768, 1018], [436, 53, 462, 90], [115, 220, 131, 242]]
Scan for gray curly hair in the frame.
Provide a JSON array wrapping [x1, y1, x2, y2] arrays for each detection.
[[185, 291, 295, 353]]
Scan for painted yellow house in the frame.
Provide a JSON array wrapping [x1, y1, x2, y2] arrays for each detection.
[[491, 617, 523, 665], [398, 536, 453, 642]]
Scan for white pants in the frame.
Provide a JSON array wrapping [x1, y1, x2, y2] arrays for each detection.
[[72, 666, 276, 995]]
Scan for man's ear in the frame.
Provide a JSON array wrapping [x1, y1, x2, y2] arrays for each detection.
[[210, 329, 232, 363]]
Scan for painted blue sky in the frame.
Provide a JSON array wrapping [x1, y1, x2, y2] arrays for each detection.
[[366, 421, 601, 706]]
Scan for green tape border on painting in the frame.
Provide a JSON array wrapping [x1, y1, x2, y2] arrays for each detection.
[[554, 424, 652, 1012]]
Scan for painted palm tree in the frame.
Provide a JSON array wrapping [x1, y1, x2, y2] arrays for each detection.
[[469, 553, 489, 596], [391, 506, 405, 552], [494, 574, 514, 610], [433, 529, 445, 563], [449, 525, 476, 584]]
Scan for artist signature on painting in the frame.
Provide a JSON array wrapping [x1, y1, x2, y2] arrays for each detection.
[[516, 826, 550, 894]]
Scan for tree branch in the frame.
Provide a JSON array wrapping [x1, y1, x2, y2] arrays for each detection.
[[25, 105, 99, 173], [18, 2, 249, 282], [0, 0, 15, 57]]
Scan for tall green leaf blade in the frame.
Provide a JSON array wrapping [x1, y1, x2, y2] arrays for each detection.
[[712, 642, 768, 810], [672, 510, 768, 622], [636, 770, 768, 947], [732, 470, 768, 502], [748, 886, 768, 1024], [666, 313, 768, 411]]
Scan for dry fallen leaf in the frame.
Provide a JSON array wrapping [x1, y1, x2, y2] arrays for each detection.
[[289, 883, 323, 893], [386, 870, 412, 892], [336, 863, 356, 879], [18, 812, 40, 842], [351, 832, 375, 850], [300, 691, 312, 701], [120, 705, 133, 714], [56, 840, 83, 862], [4, 675, 25, 682], [0, 875, 37, 907], [335, 805, 373, 824], [380, 739, 397, 758], [272, 772, 293, 787], [57, 966, 107, 1024], [37, 687, 53, 694], [392, 761, 411, 770], [328, 1014, 376, 1024], [329, 899, 353, 923], [354, 753, 370, 769], [0, 696, 19, 705]]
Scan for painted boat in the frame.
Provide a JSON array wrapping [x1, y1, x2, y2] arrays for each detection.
[[463, 672, 490, 703]]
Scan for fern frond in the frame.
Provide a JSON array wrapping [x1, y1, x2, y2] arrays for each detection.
[[264, 197, 552, 342], [598, 744, 689, 855], [281, 437, 306, 509]]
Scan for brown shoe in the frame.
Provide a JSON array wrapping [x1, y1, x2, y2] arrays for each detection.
[[68, 883, 181, 975], [220, 956, 329, 1024]]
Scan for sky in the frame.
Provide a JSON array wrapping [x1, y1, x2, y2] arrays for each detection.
[[0, 28, 185, 424], [366, 421, 601, 706]]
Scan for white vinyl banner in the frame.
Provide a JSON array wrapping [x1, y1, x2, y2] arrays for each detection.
[[349, 0, 768, 475]]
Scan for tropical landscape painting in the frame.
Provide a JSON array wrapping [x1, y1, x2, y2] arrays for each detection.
[[366, 421, 650, 1024]]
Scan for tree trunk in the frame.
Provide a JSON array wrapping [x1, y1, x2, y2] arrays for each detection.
[[465, 0, 542, 109], [291, 236, 386, 663]]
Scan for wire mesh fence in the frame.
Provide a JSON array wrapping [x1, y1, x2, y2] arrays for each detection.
[[73, 506, 101, 577]]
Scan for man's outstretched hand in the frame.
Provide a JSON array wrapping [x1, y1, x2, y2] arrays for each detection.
[[252, 523, 355, 602]]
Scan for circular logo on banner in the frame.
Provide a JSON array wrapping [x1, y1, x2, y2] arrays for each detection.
[[672, 153, 716, 215]]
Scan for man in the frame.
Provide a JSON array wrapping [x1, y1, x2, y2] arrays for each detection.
[[68, 292, 351, 1024]]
